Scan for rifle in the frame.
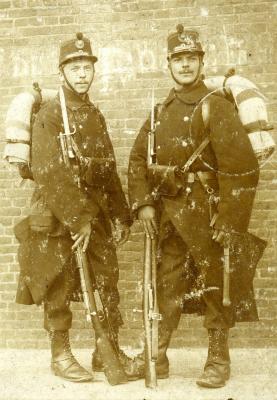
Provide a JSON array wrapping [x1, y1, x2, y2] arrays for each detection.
[[144, 88, 162, 388], [147, 87, 157, 167], [86, 252, 122, 354], [223, 246, 231, 307], [143, 235, 161, 388], [75, 246, 128, 385]]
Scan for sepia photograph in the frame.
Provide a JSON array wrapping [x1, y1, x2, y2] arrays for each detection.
[[0, 1, 276, 399]]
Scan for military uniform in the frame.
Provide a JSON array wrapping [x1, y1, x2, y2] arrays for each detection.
[[129, 82, 264, 326], [128, 26, 266, 387], [14, 33, 134, 383], [16, 85, 130, 331]]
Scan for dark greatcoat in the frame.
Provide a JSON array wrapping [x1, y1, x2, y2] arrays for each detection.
[[128, 81, 266, 324], [15, 86, 131, 328]]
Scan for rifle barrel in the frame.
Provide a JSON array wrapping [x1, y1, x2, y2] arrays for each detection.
[[143, 235, 157, 388]]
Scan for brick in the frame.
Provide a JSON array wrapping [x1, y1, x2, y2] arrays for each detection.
[[58, 0, 73, 4], [12, 0, 24, 5], [12, 198, 28, 207], [0, 254, 14, 264], [0, 207, 21, 216], [14, 17, 43, 26], [59, 15, 74, 24], [137, 0, 165, 11], [0, 273, 15, 283], [0, 236, 13, 245], [0, 217, 14, 227], [0, 244, 18, 254], [43, 16, 59, 25], [0, 1, 11, 8], [0, 311, 16, 320]]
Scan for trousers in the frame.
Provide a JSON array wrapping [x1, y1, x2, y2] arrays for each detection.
[[44, 214, 123, 332], [157, 216, 235, 331]]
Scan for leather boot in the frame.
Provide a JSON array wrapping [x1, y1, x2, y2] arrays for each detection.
[[126, 324, 172, 380], [196, 329, 230, 388], [91, 333, 141, 381], [50, 330, 93, 382], [92, 344, 132, 372]]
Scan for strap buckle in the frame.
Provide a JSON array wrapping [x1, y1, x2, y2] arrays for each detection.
[[150, 312, 162, 321]]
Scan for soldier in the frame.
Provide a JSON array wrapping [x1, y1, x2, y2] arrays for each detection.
[[15, 33, 138, 382], [128, 25, 265, 387]]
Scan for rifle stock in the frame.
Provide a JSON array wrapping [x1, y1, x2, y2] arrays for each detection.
[[75, 247, 128, 385], [143, 235, 161, 388]]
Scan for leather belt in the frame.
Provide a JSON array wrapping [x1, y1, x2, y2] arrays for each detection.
[[181, 171, 216, 183]]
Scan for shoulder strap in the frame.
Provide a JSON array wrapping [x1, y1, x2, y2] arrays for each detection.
[[201, 98, 210, 129], [154, 103, 163, 122]]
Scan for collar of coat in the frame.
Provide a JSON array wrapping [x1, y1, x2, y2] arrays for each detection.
[[61, 85, 94, 110], [164, 80, 209, 106]]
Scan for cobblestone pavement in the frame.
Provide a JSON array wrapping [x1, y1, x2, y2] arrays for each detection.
[[0, 348, 276, 400]]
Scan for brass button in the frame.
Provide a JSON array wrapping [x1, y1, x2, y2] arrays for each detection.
[[182, 140, 188, 147]]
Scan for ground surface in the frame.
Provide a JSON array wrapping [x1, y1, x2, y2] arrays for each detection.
[[0, 348, 276, 400]]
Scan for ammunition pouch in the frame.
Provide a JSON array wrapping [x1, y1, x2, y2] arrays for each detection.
[[17, 162, 33, 180], [29, 195, 57, 233], [83, 157, 115, 187], [148, 164, 183, 196]]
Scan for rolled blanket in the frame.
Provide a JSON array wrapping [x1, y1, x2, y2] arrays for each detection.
[[4, 92, 35, 164], [204, 74, 275, 163], [4, 88, 57, 165]]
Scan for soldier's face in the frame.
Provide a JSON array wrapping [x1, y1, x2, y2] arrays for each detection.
[[62, 59, 95, 94], [169, 53, 201, 86]]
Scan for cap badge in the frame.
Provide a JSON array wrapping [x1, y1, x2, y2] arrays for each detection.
[[178, 34, 195, 47], [75, 39, 85, 49]]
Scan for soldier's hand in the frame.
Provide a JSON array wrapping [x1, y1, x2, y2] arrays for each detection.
[[114, 221, 130, 246], [212, 229, 231, 247], [138, 205, 158, 239], [71, 222, 91, 252]]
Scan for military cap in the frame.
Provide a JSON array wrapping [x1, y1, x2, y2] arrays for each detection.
[[167, 24, 205, 59], [59, 32, 98, 67]]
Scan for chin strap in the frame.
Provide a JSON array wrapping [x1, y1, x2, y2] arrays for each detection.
[[60, 65, 93, 96], [169, 55, 204, 88]]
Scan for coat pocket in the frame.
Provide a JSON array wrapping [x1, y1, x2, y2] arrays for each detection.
[[29, 195, 57, 233], [83, 157, 115, 187]]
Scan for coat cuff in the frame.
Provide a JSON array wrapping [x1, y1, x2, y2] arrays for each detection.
[[64, 209, 99, 234]]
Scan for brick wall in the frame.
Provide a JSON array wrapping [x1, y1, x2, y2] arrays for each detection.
[[0, 0, 276, 350]]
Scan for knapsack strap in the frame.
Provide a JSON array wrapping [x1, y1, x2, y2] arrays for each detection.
[[181, 98, 211, 172], [201, 98, 210, 129]]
